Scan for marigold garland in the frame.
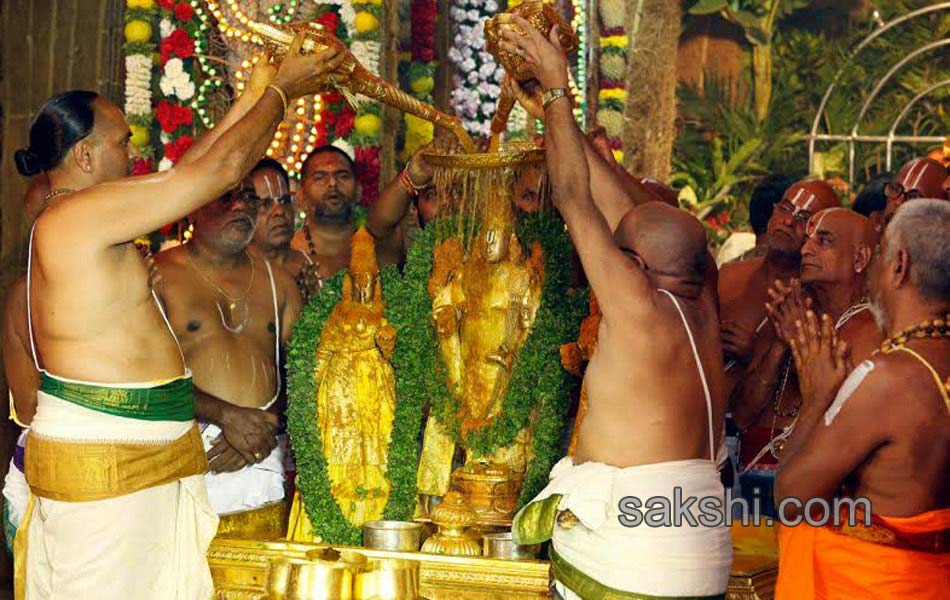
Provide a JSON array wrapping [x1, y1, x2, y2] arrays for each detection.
[[597, 0, 627, 163]]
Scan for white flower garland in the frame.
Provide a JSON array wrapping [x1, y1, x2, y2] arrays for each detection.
[[125, 54, 153, 117], [160, 57, 196, 101], [449, 0, 503, 137]]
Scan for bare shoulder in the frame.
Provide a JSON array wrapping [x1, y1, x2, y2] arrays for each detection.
[[850, 351, 939, 419], [154, 244, 188, 268], [839, 310, 883, 363], [718, 256, 763, 286]]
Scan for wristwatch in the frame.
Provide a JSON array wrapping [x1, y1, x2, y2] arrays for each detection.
[[541, 88, 569, 110]]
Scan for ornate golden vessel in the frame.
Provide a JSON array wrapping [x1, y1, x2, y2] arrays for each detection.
[[451, 463, 522, 527], [248, 20, 476, 153], [484, 2, 578, 83], [420, 491, 481, 557]]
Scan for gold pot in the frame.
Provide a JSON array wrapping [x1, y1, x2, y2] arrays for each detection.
[[284, 557, 355, 600], [362, 520, 424, 552], [484, 1, 579, 82], [353, 559, 421, 600], [451, 462, 523, 526]]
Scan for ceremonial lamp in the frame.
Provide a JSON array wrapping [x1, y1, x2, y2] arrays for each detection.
[[248, 20, 476, 154]]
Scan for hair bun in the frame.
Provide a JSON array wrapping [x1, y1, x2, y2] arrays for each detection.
[[14, 148, 42, 177]]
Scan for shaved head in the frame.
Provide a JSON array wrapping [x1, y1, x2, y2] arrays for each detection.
[[767, 179, 840, 255], [894, 157, 947, 199], [614, 202, 708, 286], [884, 157, 949, 225], [801, 208, 875, 286]]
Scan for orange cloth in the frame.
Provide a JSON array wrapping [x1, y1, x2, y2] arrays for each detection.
[[776, 509, 950, 599]]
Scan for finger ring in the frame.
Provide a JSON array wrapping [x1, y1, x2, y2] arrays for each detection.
[[254, 451, 264, 461]]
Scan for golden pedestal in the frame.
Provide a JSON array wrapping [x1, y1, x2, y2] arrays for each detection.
[[210, 522, 779, 600], [208, 538, 550, 600]]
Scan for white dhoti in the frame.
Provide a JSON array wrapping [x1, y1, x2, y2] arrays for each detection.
[[19, 391, 218, 600], [514, 457, 732, 599], [4, 431, 30, 536], [200, 423, 286, 515]]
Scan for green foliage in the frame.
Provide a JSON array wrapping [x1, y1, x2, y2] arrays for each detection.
[[424, 213, 587, 507], [287, 213, 585, 543], [675, 1, 950, 241]]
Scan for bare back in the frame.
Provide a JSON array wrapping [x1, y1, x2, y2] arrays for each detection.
[[575, 285, 726, 468], [155, 247, 292, 409], [30, 221, 184, 383]]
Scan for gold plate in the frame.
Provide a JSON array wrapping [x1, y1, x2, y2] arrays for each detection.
[[422, 143, 544, 170]]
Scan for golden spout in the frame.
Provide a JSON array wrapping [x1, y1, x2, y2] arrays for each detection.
[[248, 20, 476, 154]]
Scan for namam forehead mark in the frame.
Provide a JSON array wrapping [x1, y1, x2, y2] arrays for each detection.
[[805, 207, 849, 239]]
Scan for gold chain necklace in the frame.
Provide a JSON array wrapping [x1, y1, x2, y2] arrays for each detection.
[[43, 188, 74, 203], [186, 248, 256, 333]]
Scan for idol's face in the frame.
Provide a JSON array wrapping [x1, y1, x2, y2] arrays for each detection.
[[484, 227, 509, 263], [353, 272, 376, 304]]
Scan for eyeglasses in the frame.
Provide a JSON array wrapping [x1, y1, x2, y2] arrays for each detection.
[[774, 201, 813, 224], [883, 182, 924, 202], [223, 188, 260, 206], [258, 194, 293, 208]]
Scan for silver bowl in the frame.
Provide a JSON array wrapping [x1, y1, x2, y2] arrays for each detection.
[[362, 520, 424, 552], [482, 531, 540, 560]]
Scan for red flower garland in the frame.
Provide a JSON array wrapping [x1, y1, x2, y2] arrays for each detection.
[[156, 100, 194, 133], [163, 135, 194, 164], [355, 146, 380, 206], [131, 158, 154, 176], [161, 29, 195, 64], [158, 0, 175, 10], [174, 3, 195, 22], [410, 0, 436, 63]]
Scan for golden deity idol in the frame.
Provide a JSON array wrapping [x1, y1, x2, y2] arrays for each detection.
[[288, 227, 397, 537], [417, 188, 545, 522]]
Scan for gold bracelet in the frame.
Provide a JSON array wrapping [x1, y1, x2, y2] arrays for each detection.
[[266, 84, 289, 114]]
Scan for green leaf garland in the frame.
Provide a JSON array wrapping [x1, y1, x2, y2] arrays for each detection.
[[287, 213, 586, 544]]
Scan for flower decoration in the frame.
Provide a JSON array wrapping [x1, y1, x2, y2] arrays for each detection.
[[156, 100, 194, 133], [449, 0, 504, 137], [160, 28, 195, 63], [597, 0, 628, 163], [163, 135, 193, 164], [173, 2, 194, 22], [131, 157, 154, 176], [160, 57, 196, 101]]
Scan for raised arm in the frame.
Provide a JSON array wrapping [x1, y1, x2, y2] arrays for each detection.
[[504, 78, 664, 232], [500, 17, 653, 318], [40, 36, 347, 250], [177, 54, 278, 167]]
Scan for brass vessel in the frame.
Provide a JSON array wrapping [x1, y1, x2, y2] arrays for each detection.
[[420, 491, 481, 556], [248, 20, 475, 153], [353, 559, 422, 600], [451, 462, 522, 527], [483, 1, 579, 83]]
